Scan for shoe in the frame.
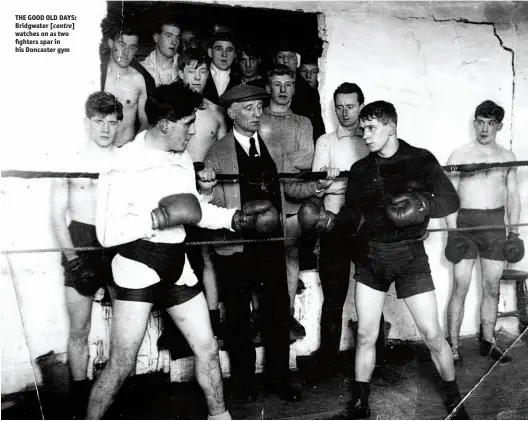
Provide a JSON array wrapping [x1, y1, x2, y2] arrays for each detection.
[[451, 346, 464, 366], [344, 381, 371, 419], [289, 314, 306, 341], [479, 339, 512, 364], [447, 402, 471, 420], [264, 381, 302, 402]]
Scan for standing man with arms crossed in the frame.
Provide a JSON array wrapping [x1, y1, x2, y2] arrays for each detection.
[[298, 101, 469, 419], [90, 83, 278, 420], [446, 100, 522, 365], [50, 92, 123, 417], [103, 27, 149, 146]]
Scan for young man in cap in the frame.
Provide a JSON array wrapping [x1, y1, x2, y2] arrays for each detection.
[[141, 19, 181, 86], [203, 84, 318, 403], [446, 100, 521, 365], [203, 32, 242, 104], [259, 64, 315, 341]]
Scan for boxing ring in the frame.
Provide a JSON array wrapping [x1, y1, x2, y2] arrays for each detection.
[[2, 160, 527, 420]]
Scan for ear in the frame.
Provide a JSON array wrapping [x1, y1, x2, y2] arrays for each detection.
[[359, 103, 365, 112], [159, 119, 169, 134], [497, 122, 503, 131], [178, 69, 184, 80], [207, 48, 213, 59], [153, 33, 160, 44], [84, 117, 90, 129], [227, 106, 235, 121], [266, 85, 271, 95], [388, 122, 397, 136], [107, 38, 114, 49]]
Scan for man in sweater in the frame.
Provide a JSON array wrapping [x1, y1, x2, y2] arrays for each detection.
[[259, 65, 314, 341], [298, 101, 469, 419]]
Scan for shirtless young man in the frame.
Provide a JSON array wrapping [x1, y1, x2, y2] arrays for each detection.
[[446, 100, 522, 364], [50, 92, 122, 415], [104, 27, 148, 147], [178, 47, 227, 338]]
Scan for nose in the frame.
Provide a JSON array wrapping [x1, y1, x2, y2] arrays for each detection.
[[101, 122, 109, 133], [221, 49, 227, 58], [343, 108, 349, 117], [280, 84, 286, 93], [253, 108, 263, 118], [189, 122, 196, 136], [482, 122, 489, 132], [194, 72, 201, 81]]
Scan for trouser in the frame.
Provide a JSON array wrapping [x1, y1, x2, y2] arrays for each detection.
[[212, 241, 291, 386]]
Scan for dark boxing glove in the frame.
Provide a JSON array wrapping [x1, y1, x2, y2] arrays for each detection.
[[151, 193, 202, 230], [445, 233, 470, 264], [503, 232, 525, 263], [298, 197, 336, 233], [232, 200, 278, 233], [63, 257, 101, 297], [386, 192, 430, 227]]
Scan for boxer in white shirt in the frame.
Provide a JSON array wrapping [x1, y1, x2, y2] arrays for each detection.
[[88, 83, 278, 420]]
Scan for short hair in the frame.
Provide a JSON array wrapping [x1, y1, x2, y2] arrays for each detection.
[[301, 54, 319, 66], [155, 19, 181, 35], [333, 83, 365, 105], [239, 44, 261, 59], [177, 47, 210, 71], [85, 92, 123, 121], [145, 82, 203, 126], [108, 26, 139, 41], [266, 65, 295, 84], [359, 101, 398, 125], [475, 100, 505, 123]]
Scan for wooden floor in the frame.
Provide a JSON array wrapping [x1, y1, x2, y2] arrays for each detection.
[[2, 331, 527, 420]]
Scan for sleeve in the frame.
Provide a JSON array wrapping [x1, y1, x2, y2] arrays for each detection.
[[288, 119, 314, 170], [95, 170, 155, 248], [204, 149, 228, 209], [312, 134, 330, 172], [423, 152, 460, 218], [282, 150, 317, 200], [333, 164, 363, 237]]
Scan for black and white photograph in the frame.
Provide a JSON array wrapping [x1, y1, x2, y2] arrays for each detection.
[[2, 0, 528, 419]]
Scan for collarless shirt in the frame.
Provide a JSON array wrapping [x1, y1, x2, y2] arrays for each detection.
[[233, 128, 261, 156], [210, 63, 231, 97]]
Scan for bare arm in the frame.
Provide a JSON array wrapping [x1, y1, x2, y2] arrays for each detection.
[[137, 79, 148, 132], [506, 153, 520, 234], [216, 109, 227, 140], [50, 179, 77, 261], [444, 151, 461, 230]]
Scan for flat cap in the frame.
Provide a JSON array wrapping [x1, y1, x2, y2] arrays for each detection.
[[219, 85, 269, 107]]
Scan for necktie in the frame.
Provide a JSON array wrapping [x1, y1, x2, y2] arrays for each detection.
[[249, 136, 259, 158]]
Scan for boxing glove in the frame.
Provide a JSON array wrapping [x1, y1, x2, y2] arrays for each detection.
[[503, 232, 525, 263], [445, 233, 470, 264], [298, 197, 336, 233], [386, 192, 430, 227], [63, 257, 101, 297], [232, 200, 278, 233], [151, 193, 202, 230]]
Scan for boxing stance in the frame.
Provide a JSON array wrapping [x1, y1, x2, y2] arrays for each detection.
[[446, 100, 522, 365], [90, 83, 278, 420], [50, 92, 122, 416], [298, 101, 469, 419]]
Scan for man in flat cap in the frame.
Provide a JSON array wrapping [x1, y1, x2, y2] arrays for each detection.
[[202, 84, 318, 403], [203, 32, 242, 105]]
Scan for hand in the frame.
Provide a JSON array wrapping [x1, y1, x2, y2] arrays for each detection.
[[445, 232, 470, 264], [298, 197, 336, 233], [151, 193, 202, 230], [197, 168, 217, 194], [386, 192, 429, 227], [316, 166, 340, 191], [503, 232, 524, 263]]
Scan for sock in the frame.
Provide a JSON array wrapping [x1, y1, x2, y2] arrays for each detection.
[[351, 380, 370, 399], [208, 410, 231, 420], [443, 379, 462, 404]]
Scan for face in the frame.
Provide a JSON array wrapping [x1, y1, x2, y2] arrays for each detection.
[[108, 34, 139, 68], [179, 62, 209, 93], [86, 113, 119, 148], [360, 118, 393, 154], [165, 114, 196, 152], [473, 116, 502, 145], [299, 63, 319, 88], [208, 40, 236, 71], [154, 24, 180, 59], [267, 74, 295, 106], [275, 50, 298, 72], [181, 30, 199, 51], [229, 100, 263, 136], [239, 52, 260, 78], [335, 93, 362, 128]]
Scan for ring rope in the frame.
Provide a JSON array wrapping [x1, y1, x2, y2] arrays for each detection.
[[2, 159, 528, 181], [445, 325, 528, 420], [3, 222, 528, 255]]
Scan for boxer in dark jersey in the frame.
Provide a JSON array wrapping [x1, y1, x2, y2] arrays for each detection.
[[298, 101, 469, 420]]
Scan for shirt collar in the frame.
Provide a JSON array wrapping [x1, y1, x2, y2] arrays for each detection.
[[210, 63, 231, 76], [336, 124, 362, 140]]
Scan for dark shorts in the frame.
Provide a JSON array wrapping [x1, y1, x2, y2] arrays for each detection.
[[457, 207, 506, 261], [63, 221, 116, 293], [355, 241, 435, 299], [114, 280, 202, 308]]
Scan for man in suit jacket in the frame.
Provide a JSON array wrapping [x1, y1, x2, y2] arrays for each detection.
[[203, 85, 318, 403], [203, 32, 242, 105]]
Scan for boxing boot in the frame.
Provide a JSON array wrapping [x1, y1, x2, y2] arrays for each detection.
[[443, 379, 470, 420], [345, 381, 371, 419]]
